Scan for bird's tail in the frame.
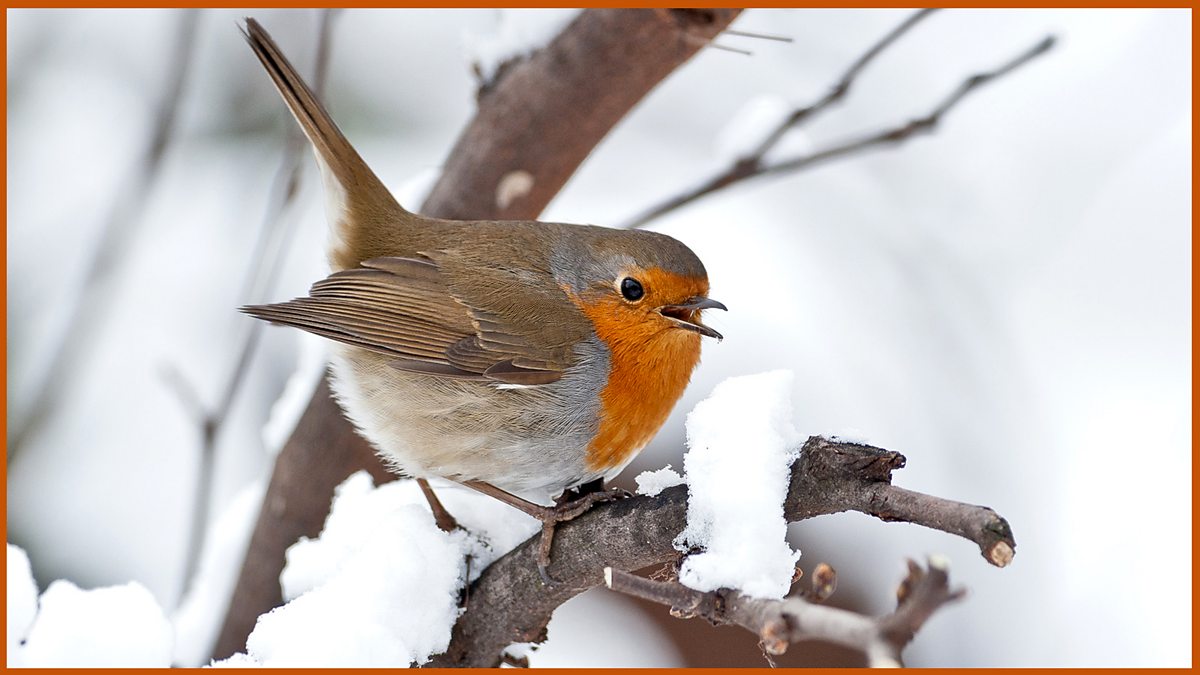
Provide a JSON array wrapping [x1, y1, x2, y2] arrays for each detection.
[[242, 17, 409, 270]]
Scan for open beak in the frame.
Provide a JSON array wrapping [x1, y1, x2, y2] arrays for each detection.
[[658, 296, 727, 340]]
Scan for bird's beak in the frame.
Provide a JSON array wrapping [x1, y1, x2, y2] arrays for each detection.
[[658, 296, 727, 340]]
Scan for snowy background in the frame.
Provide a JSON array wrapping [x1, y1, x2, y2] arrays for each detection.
[[6, 8, 1191, 667]]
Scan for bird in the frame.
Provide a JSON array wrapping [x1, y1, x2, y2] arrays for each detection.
[[239, 18, 725, 580]]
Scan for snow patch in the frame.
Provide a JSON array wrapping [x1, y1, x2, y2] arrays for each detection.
[[215, 473, 538, 667], [20, 579, 173, 667], [635, 465, 685, 497], [675, 370, 802, 599], [7, 544, 39, 667], [464, 9, 580, 84]]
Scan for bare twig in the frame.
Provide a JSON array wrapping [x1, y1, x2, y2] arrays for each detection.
[[427, 436, 1013, 667], [723, 28, 794, 43], [7, 9, 200, 464], [760, 35, 1056, 179], [752, 9, 936, 161], [606, 556, 965, 667], [171, 8, 340, 605], [624, 18, 1056, 229]]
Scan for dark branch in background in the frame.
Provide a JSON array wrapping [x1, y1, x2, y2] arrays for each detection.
[[624, 11, 1056, 229], [164, 9, 340, 608], [7, 10, 200, 464], [213, 9, 743, 660], [606, 556, 964, 668], [426, 436, 1014, 667]]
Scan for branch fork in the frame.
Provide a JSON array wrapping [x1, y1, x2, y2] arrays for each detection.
[[606, 557, 965, 667]]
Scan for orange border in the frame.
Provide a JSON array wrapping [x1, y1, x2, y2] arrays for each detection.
[[2, 1, 1198, 7], [3, 3, 1194, 672]]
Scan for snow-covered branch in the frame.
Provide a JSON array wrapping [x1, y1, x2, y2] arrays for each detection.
[[605, 557, 964, 668], [427, 436, 1015, 667]]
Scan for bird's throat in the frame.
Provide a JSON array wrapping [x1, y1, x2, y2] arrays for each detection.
[[573, 295, 702, 473]]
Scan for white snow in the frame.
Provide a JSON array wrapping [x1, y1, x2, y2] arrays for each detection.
[[171, 479, 268, 667], [214, 472, 538, 667], [20, 579, 173, 667], [634, 465, 685, 497], [464, 9, 580, 84], [674, 370, 802, 599], [261, 332, 328, 456], [7, 544, 39, 667]]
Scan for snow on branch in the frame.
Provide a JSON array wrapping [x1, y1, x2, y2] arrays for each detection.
[[605, 557, 965, 668], [427, 435, 1016, 667], [624, 10, 1057, 229]]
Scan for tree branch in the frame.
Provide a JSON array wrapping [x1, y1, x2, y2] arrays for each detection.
[[426, 436, 1014, 667], [213, 8, 742, 660], [624, 18, 1055, 229], [605, 556, 964, 667]]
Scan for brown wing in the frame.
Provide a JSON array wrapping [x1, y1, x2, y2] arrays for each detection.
[[242, 257, 566, 384]]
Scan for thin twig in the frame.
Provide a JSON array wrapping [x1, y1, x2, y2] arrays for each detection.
[[7, 9, 200, 464], [606, 557, 964, 667], [762, 35, 1056, 178], [723, 28, 794, 43], [173, 9, 340, 603], [625, 9, 934, 229], [751, 8, 936, 161], [624, 22, 1056, 229]]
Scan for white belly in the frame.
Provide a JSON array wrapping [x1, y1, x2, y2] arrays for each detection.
[[326, 341, 610, 499]]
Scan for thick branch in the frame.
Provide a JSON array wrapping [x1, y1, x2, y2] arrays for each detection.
[[423, 8, 742, 220], [606, 556, 964, 667], [426, 436, 1014, 667], [624, 23, 1055, 229], [214, 8, 742, 660]]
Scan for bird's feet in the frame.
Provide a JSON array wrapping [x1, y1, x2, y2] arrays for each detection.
[[461, 479, 631, 584], [533, 485, 631, 583]]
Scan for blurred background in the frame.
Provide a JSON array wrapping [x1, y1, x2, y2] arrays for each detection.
[[6, 8, 1191, 667]]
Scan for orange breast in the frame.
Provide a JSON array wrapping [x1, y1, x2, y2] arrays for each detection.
[[570, 288, 704, 473]]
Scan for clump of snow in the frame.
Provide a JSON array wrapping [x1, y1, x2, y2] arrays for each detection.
[[261, 331, 327, 456], [7, 544, 39, 667], [675, 370, 803, 599], [464, 9, 580, 83], [501, 641, 537, 667], [713, 94, 816, 164], [171, 479, 267, 667], [215, 472, 538, 667], [635, 465, 685, 497], [20, 579, 173, 667]]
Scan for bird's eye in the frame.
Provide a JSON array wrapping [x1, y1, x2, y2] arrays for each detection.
[[620, 277, 644, 302]]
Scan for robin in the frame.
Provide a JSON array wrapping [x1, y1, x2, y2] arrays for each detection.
[[240, 19, 725, 580]]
